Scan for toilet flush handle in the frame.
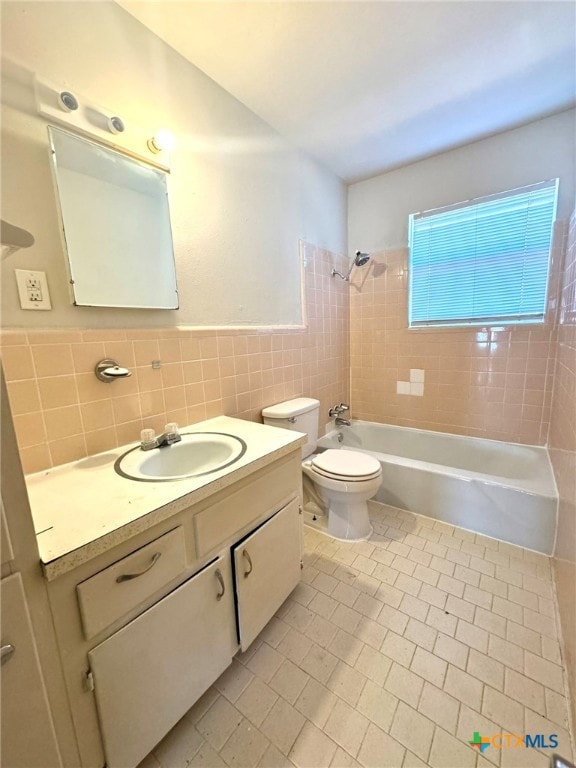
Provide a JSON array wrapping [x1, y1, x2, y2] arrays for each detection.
[[287, 417, 297, 423]]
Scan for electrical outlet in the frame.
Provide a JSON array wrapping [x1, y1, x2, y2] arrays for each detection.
[[15, 269, 52, 310]]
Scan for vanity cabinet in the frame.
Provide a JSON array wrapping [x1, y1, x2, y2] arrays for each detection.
[[43, 448, 303, 768], [88, 553, 236, 768]]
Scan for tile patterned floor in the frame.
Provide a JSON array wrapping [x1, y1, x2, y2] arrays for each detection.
[[139, 502, 574, 768]]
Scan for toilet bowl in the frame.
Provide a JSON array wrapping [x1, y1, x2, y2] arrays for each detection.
[[261, 398, 382, 542], [303, 449, 381, 541]]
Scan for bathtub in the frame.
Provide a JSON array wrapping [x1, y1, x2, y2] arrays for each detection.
[[317, 421, 558, 554]]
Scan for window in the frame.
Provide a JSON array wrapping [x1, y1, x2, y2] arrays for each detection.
[[408, 179, 558, 328]]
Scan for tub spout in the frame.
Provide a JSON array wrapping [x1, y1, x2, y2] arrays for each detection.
[[335, 417, 351, 427]]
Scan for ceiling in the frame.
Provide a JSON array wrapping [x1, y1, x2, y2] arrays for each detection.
[[117, 1, 576, 183]]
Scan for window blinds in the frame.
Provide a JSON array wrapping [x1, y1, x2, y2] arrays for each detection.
[[408, 179, 558, 327]]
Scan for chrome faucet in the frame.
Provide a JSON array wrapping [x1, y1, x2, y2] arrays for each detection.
[[335, 417, 351, 427], [329, 403, 351, 427], [140, 423, 181, 451]]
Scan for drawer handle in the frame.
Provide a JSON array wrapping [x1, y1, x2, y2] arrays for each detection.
[[242, 549, 253, 578], [116, 552, 162, 583], [1, 644, 15, 665], [215, 569, 225, 601]]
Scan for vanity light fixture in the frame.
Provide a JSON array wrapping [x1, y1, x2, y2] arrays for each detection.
[[58, 90, 79, 112], [36, 77, 172, 172], [147, 129, 176, 154], [107, 116, 125, 134]]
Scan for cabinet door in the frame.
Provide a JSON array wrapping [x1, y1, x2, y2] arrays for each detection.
[[234, 498, 302, 650], [89, 554, 236, 768], [0, 573, 62, 768]]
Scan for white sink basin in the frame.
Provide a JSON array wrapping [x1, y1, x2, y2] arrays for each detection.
[[115, 432, 247, 481]]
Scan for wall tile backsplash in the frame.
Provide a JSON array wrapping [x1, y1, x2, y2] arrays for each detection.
[[1, 222, 573, 470], [396, 369, 425, 396], [1, 243, 350, 474], [349, 222, 567, 445], [549, 207, 576, 738]]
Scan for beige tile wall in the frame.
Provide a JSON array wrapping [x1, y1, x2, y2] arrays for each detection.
[[549, 208, 576, 738], [0, 243, 350, 474], [349, 224, 567, 445]]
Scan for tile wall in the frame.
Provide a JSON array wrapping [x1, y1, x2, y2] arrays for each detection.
[[549, 208, 576, 737], [349, 224, 566, 445], [0, 243, 350, 474]]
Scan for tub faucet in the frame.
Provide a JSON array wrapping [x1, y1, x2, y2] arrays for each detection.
[[329, 403, 350, 427]]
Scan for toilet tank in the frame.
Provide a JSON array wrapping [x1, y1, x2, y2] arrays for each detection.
[[262, 398, 320, 458]]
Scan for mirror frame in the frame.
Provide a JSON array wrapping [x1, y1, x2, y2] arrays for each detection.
[[48, 125, 180, 310]]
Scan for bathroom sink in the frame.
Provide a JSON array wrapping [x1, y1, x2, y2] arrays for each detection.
[[115, 432, 247, 482]]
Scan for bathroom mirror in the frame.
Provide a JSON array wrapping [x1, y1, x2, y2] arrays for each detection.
[[48, 127, 179, 309]]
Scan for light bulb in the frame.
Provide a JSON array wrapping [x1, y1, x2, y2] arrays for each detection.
[[147, 129, 176, 154]]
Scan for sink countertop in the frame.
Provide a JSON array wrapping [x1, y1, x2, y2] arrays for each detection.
[[25, 416, 305, 580]]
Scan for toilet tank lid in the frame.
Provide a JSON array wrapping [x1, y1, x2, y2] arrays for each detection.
[[262, 397, 320, 419]]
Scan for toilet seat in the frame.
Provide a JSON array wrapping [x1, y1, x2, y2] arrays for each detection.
[[310, 449, 381, 482]]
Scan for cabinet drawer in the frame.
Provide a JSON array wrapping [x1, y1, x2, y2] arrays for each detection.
[[77, 527, 187, 639], [194, 456, 299, 558]]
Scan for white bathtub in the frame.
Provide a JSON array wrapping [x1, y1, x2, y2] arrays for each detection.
[[317, 421, 558, 554]]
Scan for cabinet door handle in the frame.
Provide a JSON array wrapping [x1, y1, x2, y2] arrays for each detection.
[[242, 549, 253, 578], [1, 644, 15, 665], [215, 569, 225, 601], [116, 551, 162, 583]]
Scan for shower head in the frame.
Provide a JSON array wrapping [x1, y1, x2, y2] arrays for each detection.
[[331, 250, 371, 280], [354, 251, 370, 267]]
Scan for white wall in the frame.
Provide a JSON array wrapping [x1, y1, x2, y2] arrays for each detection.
[[0, 1, 346, 329], [348, 110, 576, 253]]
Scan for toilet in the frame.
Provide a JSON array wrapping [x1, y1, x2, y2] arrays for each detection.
[[262, 398, 382, 541]]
